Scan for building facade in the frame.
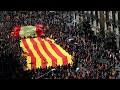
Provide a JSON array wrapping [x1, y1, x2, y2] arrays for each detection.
[[73, 11, 120, 49]]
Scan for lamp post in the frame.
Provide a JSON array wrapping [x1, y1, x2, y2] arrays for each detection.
[[35, 68, 56, 79]]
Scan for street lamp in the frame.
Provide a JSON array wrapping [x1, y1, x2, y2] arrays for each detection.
[[35, 68, 56, 79]]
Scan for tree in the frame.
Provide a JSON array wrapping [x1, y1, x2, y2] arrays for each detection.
[[104, 31, 117, 50], [77, 22, 84, 36], [82, 20, 93, 39]]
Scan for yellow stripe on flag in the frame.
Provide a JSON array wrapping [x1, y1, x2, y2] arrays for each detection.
[[43, 39, 63, 66], [47, 38, 73, 65], [20, 40, 29, 54], [26, 39, 41, 69], [55, 44, 72, 65], [34, 38, 52, 67], [26, 56, 32, 70], [20, 40, 31, 70]]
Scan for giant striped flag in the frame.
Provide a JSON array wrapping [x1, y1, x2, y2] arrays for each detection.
[[11, 24, 44, 38], [20, 37, 72, 70]]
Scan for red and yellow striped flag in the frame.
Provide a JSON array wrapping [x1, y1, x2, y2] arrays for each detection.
[[20, 37, 72, 70]]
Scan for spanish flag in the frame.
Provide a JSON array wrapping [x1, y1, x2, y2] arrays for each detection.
[[20, 37, 72, 70]]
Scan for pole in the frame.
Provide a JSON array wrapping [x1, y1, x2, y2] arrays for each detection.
[[115, 11, 119, 49], [104, 11, 107, 37], [35, 68, 56, 79], [93, 11, 97, 35], [109, 11, 113, 32]]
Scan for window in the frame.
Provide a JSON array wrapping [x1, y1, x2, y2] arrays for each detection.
[[75, 22, 77, 28], [95, 11, 99, 25], [90, 11, 93, 17], [82, 11, 84, 14], [112, 11, 116, 28], [105, 11, 109, 21], [75, 12, 77, 20], [118, 12, 120, 21]]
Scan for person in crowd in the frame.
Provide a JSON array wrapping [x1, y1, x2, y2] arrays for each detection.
[[0, 11, 119, 79]]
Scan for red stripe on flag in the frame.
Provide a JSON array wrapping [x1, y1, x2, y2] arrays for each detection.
[[30, 38, 47, 68], [22, 39, 36, 69], [45, 38, 68, 65], [38, 38, 57, 67]]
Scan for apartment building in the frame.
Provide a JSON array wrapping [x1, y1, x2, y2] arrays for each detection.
[[73, 11, 120, 49]]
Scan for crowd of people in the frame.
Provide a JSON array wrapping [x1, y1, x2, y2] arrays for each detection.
[[0, 11, 120, 79]]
